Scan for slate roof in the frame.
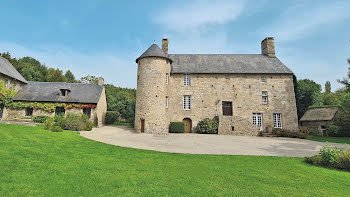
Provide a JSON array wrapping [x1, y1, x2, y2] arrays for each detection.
[[300, 107, 343, 122], [14, 82, 103, 104], [169, 54, 293, 74], [136, 44, 172, 63], [0, 56, 27, 83]]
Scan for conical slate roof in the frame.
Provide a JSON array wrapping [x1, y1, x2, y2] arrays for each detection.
[[136, 44, 172, 63]]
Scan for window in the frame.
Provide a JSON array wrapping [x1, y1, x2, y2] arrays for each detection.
[[262, 91, 268, 104], [55, 107, 65, 115], [25, 108, 33, 117], [165, 96, 168, 108], [83, 108, 92, 117], [60, 89, 70, 97], [166, 73, 169, 84], [225, 76, 230, 80], [222, 101, 232, 116], [183, 95, 191, 110], [261, 76, 267, 83], [183, 74, 191, 86], [5, 80, 8, 89], [273, 113, 282, 128]]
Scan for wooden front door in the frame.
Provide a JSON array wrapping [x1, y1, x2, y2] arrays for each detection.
[[183, 118, 192, 133], [140, 119, 145, 133]]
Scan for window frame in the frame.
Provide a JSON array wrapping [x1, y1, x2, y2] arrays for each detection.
[[166, 73, 169, 84], [5, 80, 8, 89], [183, 95, 191, 110], [222, 101, 233, 116], [262, 91, 268, 104], [273, 113, 282, 128], [183, 74, 191, 86], [261, 76, 267, 83]]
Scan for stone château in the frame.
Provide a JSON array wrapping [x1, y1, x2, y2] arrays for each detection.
[[134, 37, 298, 135]]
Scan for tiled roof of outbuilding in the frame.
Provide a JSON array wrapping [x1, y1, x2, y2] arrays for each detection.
[[300, 107, 343, 122], [14, 82, 103, 104], [169, 54, 293, 74], [0, 56, 27, 83], [136, 44, 172, 63]]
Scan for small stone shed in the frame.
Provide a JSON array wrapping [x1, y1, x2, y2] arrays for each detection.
[[300, 107, 344, 136]]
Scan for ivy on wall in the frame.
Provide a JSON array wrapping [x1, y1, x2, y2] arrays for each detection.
[[7, 102, 96, 112], [1, 80, 96, 112]]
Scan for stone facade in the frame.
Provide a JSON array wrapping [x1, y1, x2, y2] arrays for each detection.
[[134, 39, 299, 135], [94, 85, 107, 127], [0, 74, 25, 92]]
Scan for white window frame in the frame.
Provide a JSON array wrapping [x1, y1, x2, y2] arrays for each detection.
[[261, 76, 267, 83], [166, 73, 169, 84], [183, 95, 191, 110], [252, 113, 263, 131], [273, 113, 282, 128], [5, 80, 8, 89], [262, 91, 268, 104], [166, 96, 168, 109], [183, 74, 191, 86]]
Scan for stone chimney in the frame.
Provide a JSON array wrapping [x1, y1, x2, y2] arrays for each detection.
[[261, 37, 276, 58], [98, 77, 104, 86], [162, 38, 168, 54]]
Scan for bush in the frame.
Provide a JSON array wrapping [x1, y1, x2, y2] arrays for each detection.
[[44, 117, 54, 130], [169, 122, 185, 133], [54, 114, 66, 128], [51, 125, 63, 132], [272, 128, 308, 139], [127, 116, 135, 128], [320, 145, 340, 167], [64, 113, 93, 131], [33, 116, 48, 123], [326, 125, 341, 137], [196, 118, 218, 134], [105, 111, 122, 125], [304, 145, 350, 172]]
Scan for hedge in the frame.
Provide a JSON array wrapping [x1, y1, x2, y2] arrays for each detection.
[[196, 118, 218, 134], [169, 122, 185, 133], [33, 116, 48, 123]]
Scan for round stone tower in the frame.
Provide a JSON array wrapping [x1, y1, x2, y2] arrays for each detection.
[[134, 43, 172, 133]]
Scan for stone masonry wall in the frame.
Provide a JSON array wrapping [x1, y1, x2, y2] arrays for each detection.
[[167, 73, 298, 135], [0, 74, 25, 92], [95, 86, 107, 127], [135, 57, 171, 133]]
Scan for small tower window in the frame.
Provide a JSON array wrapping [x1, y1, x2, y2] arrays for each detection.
[[261, 76, 267, 83], [165, 96, 168, 108], [183, 95, 191, 110], [166, 73, 169, 84]]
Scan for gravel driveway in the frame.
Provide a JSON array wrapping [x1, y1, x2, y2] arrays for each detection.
[[80, 126, 349, 158]]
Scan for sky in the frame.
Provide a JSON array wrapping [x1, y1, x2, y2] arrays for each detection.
[[0, 0, 349, 90]]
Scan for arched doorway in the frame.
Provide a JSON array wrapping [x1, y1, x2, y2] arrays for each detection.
[[183, 118, 192, 133]]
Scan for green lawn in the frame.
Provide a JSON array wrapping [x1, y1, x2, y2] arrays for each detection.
[[1, 124, 349, 196], [307, 136, 350, 144]]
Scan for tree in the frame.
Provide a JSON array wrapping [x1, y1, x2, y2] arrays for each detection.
[[337, 58, 350, 93], [296, 79, 323, 119], [323, 93, 342, 106], [64, 70, 76, 83], [80, 75, 99, 84], [325, 81, 331, 95], [47, 68, 66, 82]]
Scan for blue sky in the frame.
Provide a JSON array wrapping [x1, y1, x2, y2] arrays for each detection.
[[0, 0, 349, 90]]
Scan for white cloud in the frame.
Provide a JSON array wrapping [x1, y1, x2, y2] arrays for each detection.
[[153, 0, 245, 33], [262, 1, 350, 42], [0, 41, 138, 88]]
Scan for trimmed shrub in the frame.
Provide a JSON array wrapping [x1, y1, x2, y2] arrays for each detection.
[[196, 118, 218, 134], [169, 122, 185, 133], [105, 111, 122, 125], [51, 125, 63, 132], [64, 113, 93, 131], [33, 116, 48, 123], [326, 125, 341, 137]]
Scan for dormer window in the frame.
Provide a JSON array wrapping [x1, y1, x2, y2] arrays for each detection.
[[60, 89, 70, 97]]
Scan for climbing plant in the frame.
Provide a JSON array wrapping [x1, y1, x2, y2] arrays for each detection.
[[0, 80, 17, 106], [7, 102, 96, 112]]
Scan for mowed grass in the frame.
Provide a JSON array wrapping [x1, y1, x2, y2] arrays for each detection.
[[307, 136, 350, 144], [1, 124, 350, 196]]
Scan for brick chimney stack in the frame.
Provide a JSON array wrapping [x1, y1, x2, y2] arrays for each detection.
[[261, 37, 276, 58], [162, 38, 168, 54]]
